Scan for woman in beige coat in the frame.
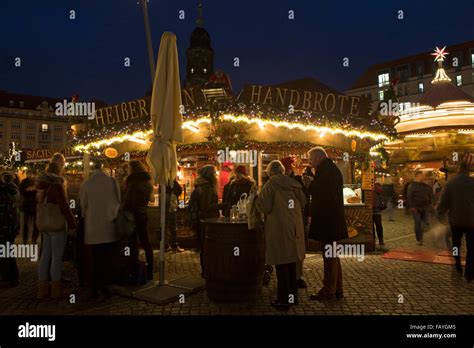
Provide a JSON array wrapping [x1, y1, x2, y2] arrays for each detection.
[[255, 160, 306, 310]]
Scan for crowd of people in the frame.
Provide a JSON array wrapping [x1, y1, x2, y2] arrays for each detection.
[[0, 147, 473, 309], [0, 154, 185, 301]]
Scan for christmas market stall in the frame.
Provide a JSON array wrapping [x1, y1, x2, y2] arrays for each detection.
[[72, 77, 393, 252]]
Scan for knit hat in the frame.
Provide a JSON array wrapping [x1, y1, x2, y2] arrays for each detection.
[[280, 157, 295, 172], [235, 165, 247, 176]]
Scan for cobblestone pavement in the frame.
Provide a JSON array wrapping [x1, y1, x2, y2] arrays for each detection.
[[1, 209, 473, 315]]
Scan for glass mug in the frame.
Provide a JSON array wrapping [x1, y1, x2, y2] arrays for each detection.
[[230, 205, 240, 221]]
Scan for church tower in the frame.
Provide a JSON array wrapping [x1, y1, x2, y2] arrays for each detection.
[[185, 1, 214, 87]]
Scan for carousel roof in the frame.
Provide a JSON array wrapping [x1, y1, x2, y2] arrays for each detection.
[[395, 47, 474, 134], [419, 79, 474, 108]]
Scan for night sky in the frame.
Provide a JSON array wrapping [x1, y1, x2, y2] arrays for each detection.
[[1, 0, 473, 105]]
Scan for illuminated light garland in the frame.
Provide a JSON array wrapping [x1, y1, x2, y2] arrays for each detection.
[[458, 129, 474, 134], [73, 113, 390, 152], [369, 141, 388, 157], [404, 133, 434, 138], [221, 114, 389, 141], [73, 106, 393, 152]]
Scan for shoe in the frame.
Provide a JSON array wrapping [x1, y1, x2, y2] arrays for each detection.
[[309, 289, 336, 301], [336, 291, 344, 299], [416, 241, 423, 246], [173, 246, 185, 253], [296, 279, 307, 289], [165, 246, 173, 252], [270, 300, 290, 310], [379, 241, 385, 246], [50, 281, 66, 299], [465, 276, 473, 283], [37, 280, 49, 300]]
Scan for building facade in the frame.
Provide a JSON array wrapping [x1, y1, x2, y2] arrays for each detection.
[[0, 91, 71, 160], [346, 40, 474, 109]]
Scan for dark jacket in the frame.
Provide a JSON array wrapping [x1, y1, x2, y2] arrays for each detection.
[[289, 172, 311, 221], [123, 171, 153, 213], [222, 176, 255, 217], [381, 183, 396, 204], [19, 177, 37, 214], [308, 158, 348, 243], [159, 179, 183, 213], [36, 171, 76, 229], [407, 181, 433, 210], [0, 181, 20, 239], [373, 183, 385, 215], [437, 172, 474, 228], [188, 176, 219, 227]]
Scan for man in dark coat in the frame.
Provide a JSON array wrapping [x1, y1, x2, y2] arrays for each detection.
[[307, 147, 348, 301], [437, 162, 474, 281], [407, 171, 434, 245]]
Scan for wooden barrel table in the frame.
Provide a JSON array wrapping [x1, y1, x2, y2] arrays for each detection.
[[202, 217, 265, 302]]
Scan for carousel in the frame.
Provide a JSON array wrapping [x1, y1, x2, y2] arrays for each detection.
[[383, 46, 474, 183]]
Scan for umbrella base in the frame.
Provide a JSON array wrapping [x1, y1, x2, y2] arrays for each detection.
[[110, 274, 204, 305]]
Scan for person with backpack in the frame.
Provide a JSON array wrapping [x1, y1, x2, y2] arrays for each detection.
[[0, 167, 20, 288], [187, 165, 219, 275], [19, 170, 38, 244], [407, 171, 434, 246], [80, 160, 121, 299], [36, 162, 76, 299], [123, 160, 154, 280]]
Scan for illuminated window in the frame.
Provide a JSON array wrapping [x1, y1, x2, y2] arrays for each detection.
[[378, 72, 390, 87], [456, 75, 462, 86], [378, 91, 384, 101], [418, 82, 424, 93], [11, 121, 21, 129], [41, 124, 49, 132]]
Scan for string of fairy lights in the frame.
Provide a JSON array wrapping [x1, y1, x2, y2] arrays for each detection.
[[72, 106, 393, 153]]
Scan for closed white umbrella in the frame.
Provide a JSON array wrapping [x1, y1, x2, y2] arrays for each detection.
[[146, 32, 183, 284]]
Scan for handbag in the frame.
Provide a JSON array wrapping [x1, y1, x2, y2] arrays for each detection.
[[113, 179, 135, 239], [36, 186, 66, 233], [115, 209, 135, 239]]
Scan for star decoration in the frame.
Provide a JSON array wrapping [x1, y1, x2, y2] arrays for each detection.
[[431, 46, 449, 62]]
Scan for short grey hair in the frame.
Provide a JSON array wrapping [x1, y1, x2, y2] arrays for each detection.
[[307, 146, 328, 158], [266, 160, 285, 177]]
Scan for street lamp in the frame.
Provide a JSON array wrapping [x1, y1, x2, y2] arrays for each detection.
[[137, 0, 156, 83]]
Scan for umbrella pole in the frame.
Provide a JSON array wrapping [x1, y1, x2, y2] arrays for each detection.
[[159, 180, 166, 284]]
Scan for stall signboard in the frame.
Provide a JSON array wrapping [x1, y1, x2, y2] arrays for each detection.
[[91, 87, 206, 128], [236, 83, 372, 118], [361, 166, 375, 190], [25, 148, 80, 161]]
